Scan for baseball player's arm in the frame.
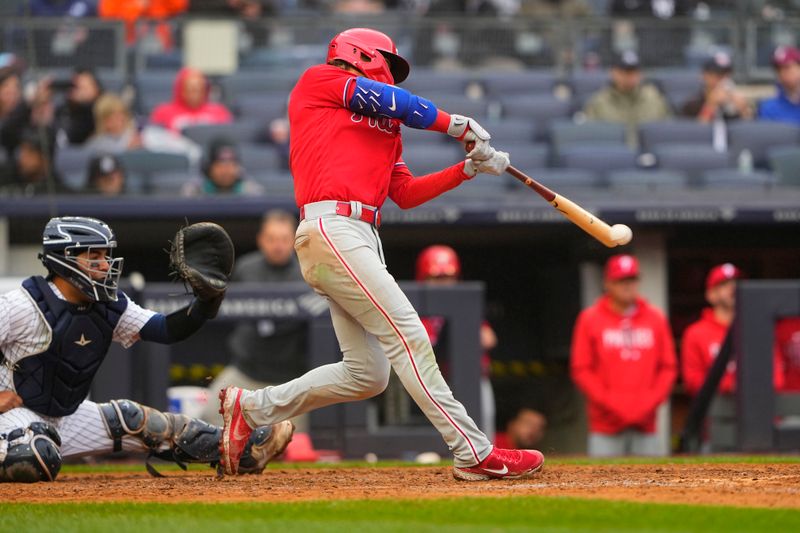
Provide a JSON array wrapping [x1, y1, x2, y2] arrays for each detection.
[[112, 293, 209, 347], [388, 159, 471, 209]]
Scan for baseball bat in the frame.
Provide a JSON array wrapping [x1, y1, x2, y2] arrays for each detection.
[[464, 142, 632, 247]]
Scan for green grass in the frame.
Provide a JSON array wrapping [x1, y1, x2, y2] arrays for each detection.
[[3, 497, 799, 533], [59, 454, 800, 474]]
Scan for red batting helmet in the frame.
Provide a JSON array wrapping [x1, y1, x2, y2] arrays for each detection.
[[327, 28, 410, 85], [416, 245, 461, 281]]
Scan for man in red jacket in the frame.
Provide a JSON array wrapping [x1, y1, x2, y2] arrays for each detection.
[[776, 318, 800, 391], [681, 263, 741, 397], [570, 254, 677, 457]]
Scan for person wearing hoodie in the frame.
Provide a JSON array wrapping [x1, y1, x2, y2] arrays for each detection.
[[570, 254, 677, 457], [758, 46, 800, 125], [148, 68, 233, 133]]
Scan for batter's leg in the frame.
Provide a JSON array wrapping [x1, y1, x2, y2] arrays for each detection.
[[241, 297, 391, 425], [292, 217, 491, 467]]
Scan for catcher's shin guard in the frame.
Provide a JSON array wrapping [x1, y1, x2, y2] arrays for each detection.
[[0, 422, 62, 483], [98, 399, 289, 475]]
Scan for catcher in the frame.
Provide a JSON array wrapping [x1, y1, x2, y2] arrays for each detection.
[[0, 216, 293, 482]]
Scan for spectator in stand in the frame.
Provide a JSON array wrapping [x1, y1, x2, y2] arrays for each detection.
[[181, 137, 263, 196], [415, 245, 497, 442], [85, 93, 142, 154], [84, 153, 126, 196], [583, 51, 671, 147], [758, 46, 800, 125], [519, 0, 591, 17], [776, 317, 800, 391], [23, 0, 97, 16], [0, 67, 55, 162], [494, 407, 547, 451], [149, 68, 233, 134], [98, 0, 188, 48], [201, 210, 312, 456], [681, 53, 754, 123], [0, 127, 71, 196], [332, 0, 386, 13], [570, 254, 677, 457], [55, 68, 104, 145]]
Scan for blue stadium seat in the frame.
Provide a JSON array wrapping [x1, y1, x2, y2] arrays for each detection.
[[567, 70, 608, 110], [517, 168, 601, 189], [501, 142, 550, 171], [767, 146, 800, 186], [728, 121, 800, 169], [401, 144, 462, 175], [401, 126, 447, 147], [239, 144, 282, 172], [448, 174, 511, 198], [647, 68, 703, 107], [638, 120, 713, 153], [56, 147, 93, 176], [481, 70, 558, 96], [220, 70, 303, 100], [434, 95, 489, 120], [234, 93, 289, 122], [499, 95, 571, 124], [701, 169, 775, 189], [117, 150, 190, 193], [607, 169, 689, 191], [481, 118, 538, 144], [253, 172, 295, 196], [149, 171, 194, 196], [550, 120, 627, 155], [559, 145, 639, 176], [182, 121, 265, 146], [653, 144, 730, 182], [402, 69, 474, 96], [135, 71, 180, 115]]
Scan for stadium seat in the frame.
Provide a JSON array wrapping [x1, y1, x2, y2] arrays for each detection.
[[499, 95, 571, 125], [448, 174, 511, 198], [607, 169, 689, 191], [402, 69, 474, 96], [149, 170, 194, 196], [253, 172, 295, 196], [500, 142, 550, 171], [559, 145, 639, 176], [481, 70, 558, 96], [567, 70, 608, 110], [549, 120, 627, 155], [401, 126, 447, 147], [652, 144, 730, 183], [767, 146, 800, 186], [117, 150, 190, 193], [135, 71, 180, 114], [238, 144, 283, 172], [182, 121, 265, 146], [517, 168, 601, 189], [220, 70, 303, 100], [56, 147, 94, 176], [647, 68, 703, 109], [728, 121, 800, 169], [434, 95, 489, 120], [479, 119, 538, 144], [234, 93, 289, 123], [700, 169, 775, 189], [638, 120, 714, 153]]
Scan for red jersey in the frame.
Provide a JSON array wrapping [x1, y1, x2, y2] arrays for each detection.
[[288, 65, 468, 209], [776, 318, 800, 391], [681, 308, 735, 396], [682, 308, 785, 396], [570, 295, 677, 435]]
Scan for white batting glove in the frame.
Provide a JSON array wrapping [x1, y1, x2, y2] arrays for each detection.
[[447, 114, 491, 143], [463, 149, 510, 177]]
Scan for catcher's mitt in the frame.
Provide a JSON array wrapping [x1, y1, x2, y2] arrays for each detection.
[[169, 222, 234, 316]]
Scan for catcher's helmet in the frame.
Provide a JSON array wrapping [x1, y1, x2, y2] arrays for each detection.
[[416, 245, 461, 281], [39, 216, 123, 302], [327, 28, 409, 85]]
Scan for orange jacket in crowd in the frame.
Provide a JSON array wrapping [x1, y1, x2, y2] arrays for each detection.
[[682, 308, 785, 396], [99, 0, 188, 45], [570, 295, 677, 435]]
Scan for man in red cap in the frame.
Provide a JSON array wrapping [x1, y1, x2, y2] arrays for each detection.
[[758, 46, 800, 125], [683, 264, 783, 398], [219, 28, 543, 481], [681, 263, 741, 397], [570, 254, 677, 457]]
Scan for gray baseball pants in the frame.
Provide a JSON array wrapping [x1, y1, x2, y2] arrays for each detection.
[[239, 203, 492, 467]]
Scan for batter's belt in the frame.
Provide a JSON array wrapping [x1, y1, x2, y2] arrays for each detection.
[[300, 201, 381, 228]]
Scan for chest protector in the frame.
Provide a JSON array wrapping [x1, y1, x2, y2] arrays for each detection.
[[14, 276, 127, 417]]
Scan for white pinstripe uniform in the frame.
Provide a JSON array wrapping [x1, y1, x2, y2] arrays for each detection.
[[240, 208, 493, 467], [0, 282, 158, 457]]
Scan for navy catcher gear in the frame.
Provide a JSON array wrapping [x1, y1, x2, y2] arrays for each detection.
[[39, 216, 123, 302], [0, 422, 62, 483]]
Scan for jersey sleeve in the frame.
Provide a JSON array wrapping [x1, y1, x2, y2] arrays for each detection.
[[113, 293, 157, 349], [388, 155, 470, 209], [296, 64, 360, 109]]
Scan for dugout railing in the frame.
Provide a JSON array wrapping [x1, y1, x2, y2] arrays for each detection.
[[91, 281, 486, 459]]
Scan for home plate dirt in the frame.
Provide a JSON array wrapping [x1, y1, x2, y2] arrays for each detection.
[[4, 463, 800, 509]]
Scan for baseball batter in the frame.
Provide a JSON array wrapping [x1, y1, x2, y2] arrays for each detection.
[[220, 28, 544, 481], [0, 216, 292, 482]]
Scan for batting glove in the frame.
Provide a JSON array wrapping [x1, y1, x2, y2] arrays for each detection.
[[464, 149, 510, 177]]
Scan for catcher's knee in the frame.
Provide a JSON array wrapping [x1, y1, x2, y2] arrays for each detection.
[[0, 422, 62, 483]]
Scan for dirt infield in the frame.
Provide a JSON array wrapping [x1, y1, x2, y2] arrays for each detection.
[[5, 463, 800, 508]]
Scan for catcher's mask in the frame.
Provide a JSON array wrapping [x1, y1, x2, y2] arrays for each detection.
[[39, 216, 124, 302]]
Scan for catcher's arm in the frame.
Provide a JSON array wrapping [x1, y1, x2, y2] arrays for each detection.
[[139, 222, 234, 344]]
